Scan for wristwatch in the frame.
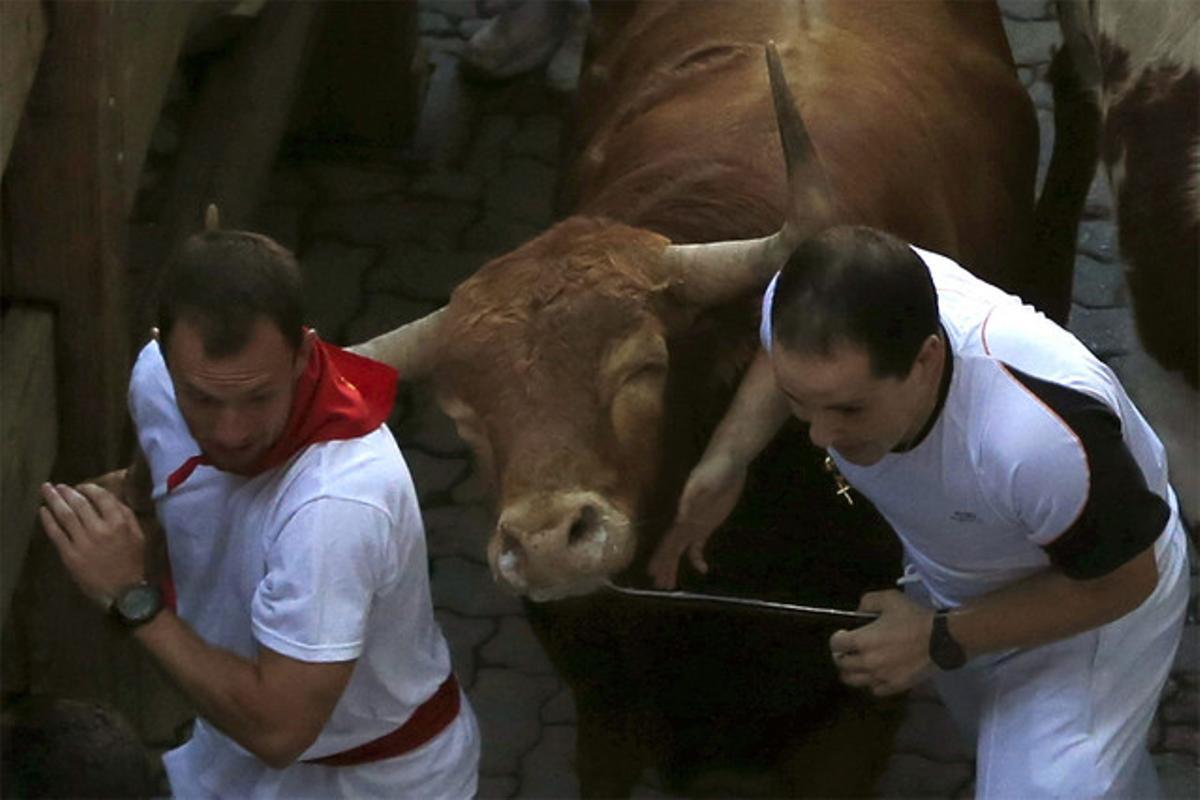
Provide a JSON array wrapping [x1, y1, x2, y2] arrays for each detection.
[[928, 610, 967, 670], [110, 581, 164, 628]]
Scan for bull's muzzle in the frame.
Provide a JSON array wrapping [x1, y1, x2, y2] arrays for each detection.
[[488, 490, 635, 601]]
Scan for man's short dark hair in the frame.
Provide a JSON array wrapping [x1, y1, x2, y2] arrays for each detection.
[[770, 225, 939, 379], [157, 230, 304, 358]]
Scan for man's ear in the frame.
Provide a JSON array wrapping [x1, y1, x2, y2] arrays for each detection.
[[293, 328, 317, 378], [914, 333, 943, 378]]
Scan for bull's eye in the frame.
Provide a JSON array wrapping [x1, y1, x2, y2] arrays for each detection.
[[625, 363, 667, 385], [610, 362, 667, 456]]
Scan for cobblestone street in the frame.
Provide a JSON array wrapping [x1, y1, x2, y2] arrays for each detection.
[[242, 1, 1198, 796]]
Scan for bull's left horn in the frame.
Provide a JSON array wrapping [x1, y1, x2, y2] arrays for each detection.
[[664, 41, 835, 306], [349, 307, 446, 380]]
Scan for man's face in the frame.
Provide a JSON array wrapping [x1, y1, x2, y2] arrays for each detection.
[[771, 336, 943, 466], [165, 317, 310, 473]]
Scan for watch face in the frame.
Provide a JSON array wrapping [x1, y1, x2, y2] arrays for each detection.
[[116, 584, 162, 625]]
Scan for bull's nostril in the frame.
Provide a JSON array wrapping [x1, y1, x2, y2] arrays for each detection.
[[567, 504, 600, 546], [501, 530, 521, 556]]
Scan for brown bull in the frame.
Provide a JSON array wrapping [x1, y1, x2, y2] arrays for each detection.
[[359, 0, 1043, 599], [356, 1, 1048, 794]]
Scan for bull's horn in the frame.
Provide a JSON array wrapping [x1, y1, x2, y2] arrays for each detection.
[[204, 203, 220, 231], [348, 307, 446, 380], [663, 41, 835, 306]]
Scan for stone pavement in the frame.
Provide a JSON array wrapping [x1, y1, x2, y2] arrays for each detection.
[[242, 1, 1199, 796]]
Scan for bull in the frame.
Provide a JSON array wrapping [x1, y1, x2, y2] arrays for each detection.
[[1040, 0, 1198, 523], [355, 1, 1055, 795]]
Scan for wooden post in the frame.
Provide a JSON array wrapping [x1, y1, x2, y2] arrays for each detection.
[[166, 0, 321, 228], [1, 0, 195, 743], [3, 0, 129, 482], [0, 307, 57, 624], [0, 0, 48, 178], [112, 1, 196, 218]]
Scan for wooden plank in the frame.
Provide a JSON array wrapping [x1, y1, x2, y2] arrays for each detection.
[[0, 0, 47, 177], [3, 0, 128, 482], [134, 0, 322, 335], [0, 307, 57, 624], [112, 1, 195, 216], [0, 1, 192, 742]]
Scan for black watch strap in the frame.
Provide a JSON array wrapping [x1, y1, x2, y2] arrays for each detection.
[[929, 609, 967, 670]]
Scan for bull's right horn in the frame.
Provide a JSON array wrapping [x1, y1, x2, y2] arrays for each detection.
[[204, 203, 221, 231], [349, 307, 446, 380], [663, 41, 835, 307]]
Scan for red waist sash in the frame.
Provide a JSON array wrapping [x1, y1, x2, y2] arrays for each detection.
[[303, 674, 460, 767]]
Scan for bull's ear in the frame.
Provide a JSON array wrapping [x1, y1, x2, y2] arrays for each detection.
[[437, 391, 497, 492], [651, 277, 702, 335], [661, 42, 835, 308], [348, 307, 446, 380]]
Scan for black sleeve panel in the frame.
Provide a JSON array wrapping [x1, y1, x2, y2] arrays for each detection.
[[1004, 367, 1169, 580]]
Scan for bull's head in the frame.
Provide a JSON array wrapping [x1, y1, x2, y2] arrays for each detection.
[[353, 45, 833, 599]]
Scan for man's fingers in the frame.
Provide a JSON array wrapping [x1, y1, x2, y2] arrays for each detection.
[[648, 531, 685, 589], [55, 484, 104, 531], [649, 517, 708, 589], [40, 483, 85, 539], [833, 650, 868, 672], [76, 482, 124, 522], [836, 666, 873, 689], [830, 628, 858, 654], [118, 502, 140, 531], [857, 589, 901, 613], [39, 507, 75, 554], [650, 559, 678, 590]]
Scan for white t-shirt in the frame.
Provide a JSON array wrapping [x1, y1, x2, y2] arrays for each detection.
[[129, 341, 478, 799], [832, 247, 1184, 607]]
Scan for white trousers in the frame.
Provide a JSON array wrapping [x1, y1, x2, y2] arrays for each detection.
[[915, 522, 1189, 799], [166, 691, 480, 799]]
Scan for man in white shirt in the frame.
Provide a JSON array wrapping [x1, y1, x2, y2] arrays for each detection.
[[39, 226, 479, 798], [649, 225, 1188, 798]]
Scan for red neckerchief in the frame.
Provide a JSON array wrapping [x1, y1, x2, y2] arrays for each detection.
[[167, 339, 398, 491]]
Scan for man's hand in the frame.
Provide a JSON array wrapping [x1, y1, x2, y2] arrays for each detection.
[[829, 590, 934, 697], [648, 451, 747, 589], [39, 483, 147, 609]]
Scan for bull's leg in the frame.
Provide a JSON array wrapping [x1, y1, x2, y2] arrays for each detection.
[[1030, 42, 1102, 325], [573, 697, 656, 798], [777, 692, 907, 798]]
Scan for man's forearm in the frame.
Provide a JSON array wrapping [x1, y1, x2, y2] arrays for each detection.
[[707, 349, 791, 467], [133, 611, 316, 768], [948, 546, 1159, 660]]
